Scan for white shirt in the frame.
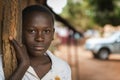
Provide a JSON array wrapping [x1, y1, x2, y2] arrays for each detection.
[[0, 51, 71, 80], [0, 55, 4, 80]]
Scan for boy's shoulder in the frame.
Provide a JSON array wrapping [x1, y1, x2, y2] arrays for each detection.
[[47, 50, 71, 71]]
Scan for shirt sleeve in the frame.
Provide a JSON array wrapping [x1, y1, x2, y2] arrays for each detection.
[[60, 63, 72, 80], [64, 64, 72, 80]]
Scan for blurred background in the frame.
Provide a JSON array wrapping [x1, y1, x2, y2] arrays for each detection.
[[48, 0, 120, 80], [1, 0, 120, 80]]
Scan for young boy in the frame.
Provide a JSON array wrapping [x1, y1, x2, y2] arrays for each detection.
[[0, 5, 71, 80]]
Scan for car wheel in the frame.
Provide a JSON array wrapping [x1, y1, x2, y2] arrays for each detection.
[[98, 48, 110, 60]]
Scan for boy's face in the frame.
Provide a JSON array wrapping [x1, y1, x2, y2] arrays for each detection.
[[22, 11, 54, 57]]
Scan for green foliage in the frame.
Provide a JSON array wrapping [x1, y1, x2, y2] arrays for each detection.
[[61, 0, 120, 30], [89, 0, 114, 11], [87, 0, 120, 26], [61, 0, 94, 30]]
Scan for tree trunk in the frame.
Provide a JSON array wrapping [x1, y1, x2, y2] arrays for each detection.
[[0, 0, 3, 53], [1, 0, 22, 79]]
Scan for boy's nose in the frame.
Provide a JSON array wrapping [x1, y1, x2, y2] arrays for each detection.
[[35, 32, 44, 42]]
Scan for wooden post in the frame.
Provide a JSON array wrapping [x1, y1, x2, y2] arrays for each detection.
[[1, 0, 22, 79], [0, 0, 3, 53]]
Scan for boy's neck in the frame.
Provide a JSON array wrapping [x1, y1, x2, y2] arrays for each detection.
[[30, 54, 51, 66]]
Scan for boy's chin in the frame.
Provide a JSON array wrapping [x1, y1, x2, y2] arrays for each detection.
[[29, 50, 46, 57]]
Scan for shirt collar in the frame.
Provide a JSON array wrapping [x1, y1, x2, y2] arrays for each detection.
[[26, 50, 56, 79]]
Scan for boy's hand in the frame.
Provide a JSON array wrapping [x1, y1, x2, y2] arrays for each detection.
[[9, 36, 30, 66], [8, 36, 30, 80]]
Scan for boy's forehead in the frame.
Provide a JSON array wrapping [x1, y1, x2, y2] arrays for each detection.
[[23, 11, 54, 27], [25, 11, 51, 17], [23, 9, 54, 26], [24, 12, 53, 23]]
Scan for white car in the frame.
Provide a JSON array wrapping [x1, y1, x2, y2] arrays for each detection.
[[85, 31, 120, 60]]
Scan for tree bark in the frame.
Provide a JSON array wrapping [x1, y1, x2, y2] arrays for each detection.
[[1, 0, 22, 79], [0, 0, 3, 53]]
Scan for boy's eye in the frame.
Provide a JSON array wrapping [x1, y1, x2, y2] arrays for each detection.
[[27, 29, 36, 34], [43, 29, 51, 34]]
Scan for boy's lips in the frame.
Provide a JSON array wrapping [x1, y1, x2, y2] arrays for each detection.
[[33, 46, 45, 50]]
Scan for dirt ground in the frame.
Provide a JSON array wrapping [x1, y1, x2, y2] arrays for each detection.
[[54, 44, 120, 80]]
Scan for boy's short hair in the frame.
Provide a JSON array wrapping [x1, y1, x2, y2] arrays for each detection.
[[22, 5, 54, 24]]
